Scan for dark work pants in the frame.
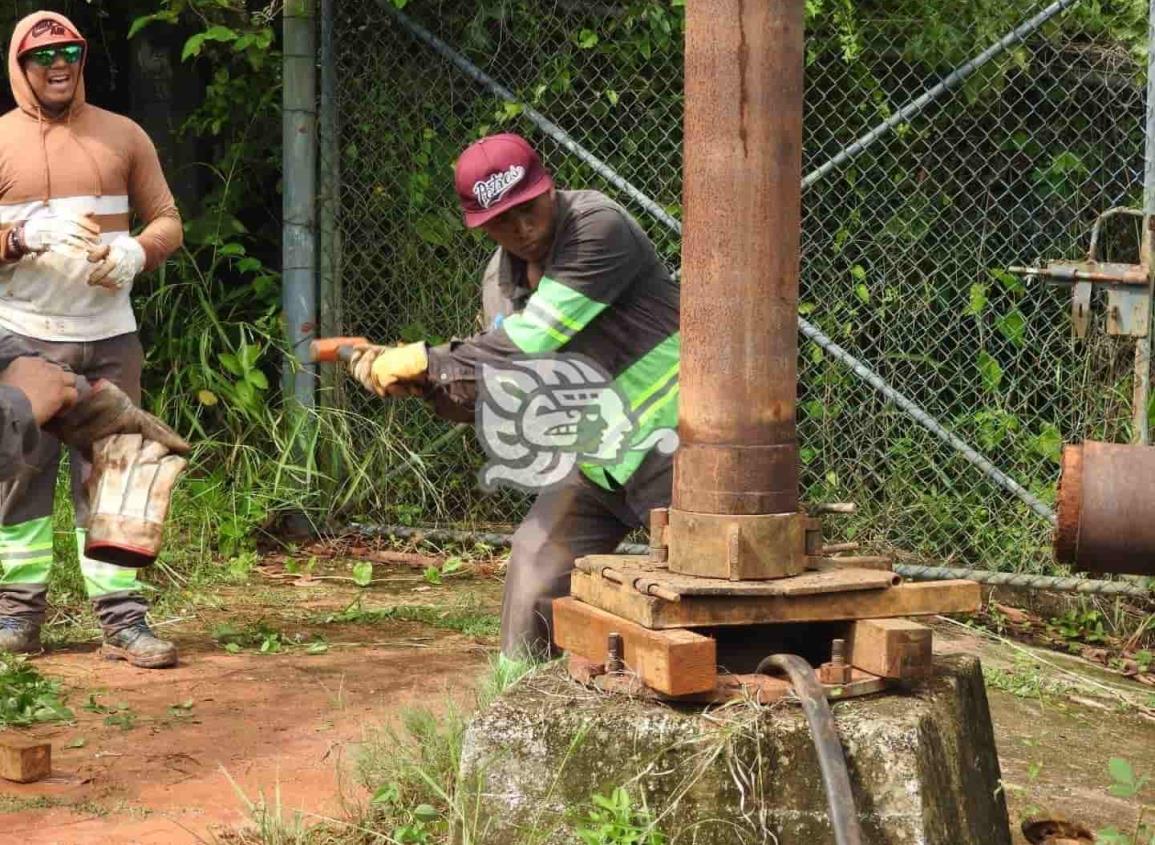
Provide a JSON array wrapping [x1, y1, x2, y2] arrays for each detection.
[[501, 450, 672, 660], [0, 329, 148, 633]]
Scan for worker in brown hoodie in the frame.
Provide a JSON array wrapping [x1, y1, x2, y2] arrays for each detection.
[[0, 12, 184, 668]]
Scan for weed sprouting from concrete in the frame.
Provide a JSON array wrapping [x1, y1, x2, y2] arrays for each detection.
[[354, 655, 538, 844], [572, 786, 666, 845]]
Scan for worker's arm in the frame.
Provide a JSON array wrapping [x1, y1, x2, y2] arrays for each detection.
[[86, 124, 183, 290], [126, 122, 183, 271], [0, 383, 40, 480], [0, 357, 80, 481], [422, 207, 645, 419]]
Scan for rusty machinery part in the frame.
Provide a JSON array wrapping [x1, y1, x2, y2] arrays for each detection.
[[568, 654, 890, 705], [605, 633, 624, 674], [818, 638, 852, 685], [674, 0, 804, 517], [755, 654, 863, 845], [1086, 207, 1146, 263], [1008, 263, 1148, 286], [597, 566, 682, 603], [354, 523, 1153, 598], [1007, 208, 1152, 340], [667, 509, 808, 580], [648, 507, 669, 564], [663, 498, 866, 581], [1021, 817, 1094, 845], [1055, 441, 1155, 576]]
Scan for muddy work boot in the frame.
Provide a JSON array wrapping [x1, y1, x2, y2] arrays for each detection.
[[0, 616, 42, 654], [102, 621, 178, 669]]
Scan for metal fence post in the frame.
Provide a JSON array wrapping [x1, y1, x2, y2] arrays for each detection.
[[319, 0, 341, 366], [1137, 0, 1155, 445], [283, 0, 317, 411]]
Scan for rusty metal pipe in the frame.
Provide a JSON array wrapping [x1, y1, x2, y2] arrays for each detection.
[[1055, 441, 1155, 575], [675, 0, 804, 516]]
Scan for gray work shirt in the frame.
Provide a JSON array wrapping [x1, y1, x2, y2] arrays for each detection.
[[424, 189, 680, 489]]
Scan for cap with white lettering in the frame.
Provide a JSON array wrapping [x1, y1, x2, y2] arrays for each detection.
[[454, 133, 554, 228]]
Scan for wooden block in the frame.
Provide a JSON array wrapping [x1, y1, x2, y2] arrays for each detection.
[[0, 736, 51, 783], [847, 618, 933, 680], [571, 570, 980, 629], [552, 597, 716, 696]]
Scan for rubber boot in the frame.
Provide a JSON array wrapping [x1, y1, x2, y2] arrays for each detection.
[[0, 585, 47, 654], [101, 620, 178, 669], [0, 616, 42, 654]]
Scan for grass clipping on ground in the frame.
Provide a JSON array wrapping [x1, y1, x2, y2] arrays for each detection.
[[0, 653, 73, 728]]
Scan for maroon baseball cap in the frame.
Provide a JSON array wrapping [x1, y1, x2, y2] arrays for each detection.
[[455, 133, 554, 228]]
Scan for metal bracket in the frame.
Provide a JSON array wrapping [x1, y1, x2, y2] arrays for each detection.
[[1072, 280, 1092, 339], [1009, 207, 1152, 339], [1106, 286, 1150, 337]]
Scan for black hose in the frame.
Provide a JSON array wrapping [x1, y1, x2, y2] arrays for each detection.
[[756, 654, 863, 845]]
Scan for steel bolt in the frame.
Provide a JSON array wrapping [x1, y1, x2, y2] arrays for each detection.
[[819, 638, 852, 685], [607, 632, 624, 674]]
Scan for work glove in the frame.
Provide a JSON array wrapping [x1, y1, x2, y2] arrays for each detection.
[[87, 235, 146, 291], [45, 380, 190, 460], [84, 434, 187, 569], [348, 342, 428, 397], [20, 213, 101, 257]]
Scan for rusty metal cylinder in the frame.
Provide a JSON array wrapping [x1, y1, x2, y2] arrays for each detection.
[[674, 0, 804, 516], [1055, 441, 1155, 575]]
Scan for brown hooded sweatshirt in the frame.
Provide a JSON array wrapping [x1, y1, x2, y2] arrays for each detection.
[[0, 11, 182, 341]]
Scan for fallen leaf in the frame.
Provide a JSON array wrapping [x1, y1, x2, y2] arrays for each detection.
[[993, 603, 1034, 626], [1080, 647, 1110, 665]]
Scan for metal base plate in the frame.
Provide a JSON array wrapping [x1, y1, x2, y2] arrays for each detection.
[[567, 654, 890, 704]]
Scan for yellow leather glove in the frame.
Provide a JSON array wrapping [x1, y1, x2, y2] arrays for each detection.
[[348, 342, 428, 397]]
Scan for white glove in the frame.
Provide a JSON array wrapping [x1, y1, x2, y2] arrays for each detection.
[[84, 433, 188, 569], [87, 236, 146, 291], [21, 213, 101, 256]]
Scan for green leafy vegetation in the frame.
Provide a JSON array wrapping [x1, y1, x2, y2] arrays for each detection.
[[316, 599, 500, 638], [212, 621, 328, 655], [0, 654, 73, 728], [1097, 758, 1155, 845], [356, 657, 535, 844], [575, 787, 666, 845], [982, 659, 1074, 702]]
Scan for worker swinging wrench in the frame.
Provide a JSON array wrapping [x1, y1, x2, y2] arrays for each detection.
[[329, 134, 681, 672]]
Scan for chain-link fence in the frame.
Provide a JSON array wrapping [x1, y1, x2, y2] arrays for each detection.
[[320, 0, 1151, 573]]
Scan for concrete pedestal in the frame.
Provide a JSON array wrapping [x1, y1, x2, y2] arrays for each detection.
[[458, 654, 1011, 844]]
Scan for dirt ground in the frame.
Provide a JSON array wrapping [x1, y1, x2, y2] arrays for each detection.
[[0, 553, 1152, 844], [0, 554, 505, 845]]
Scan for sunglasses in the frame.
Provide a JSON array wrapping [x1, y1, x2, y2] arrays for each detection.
[[25, 45, 83, 67]]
